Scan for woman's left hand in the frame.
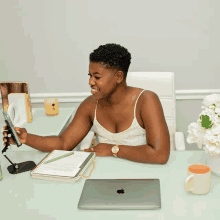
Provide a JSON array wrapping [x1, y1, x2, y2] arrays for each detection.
[[82, 143, 112, 157]]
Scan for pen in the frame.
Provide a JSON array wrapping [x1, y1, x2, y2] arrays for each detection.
[[44, 152, 75, 164]]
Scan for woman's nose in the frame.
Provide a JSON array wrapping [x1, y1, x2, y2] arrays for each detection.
[[89, 78, 95, 85]]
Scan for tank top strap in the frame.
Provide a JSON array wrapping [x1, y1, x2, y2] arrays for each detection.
[[134, 89, 145, 117], [94, 100, 98, 119], [95, 89, 145, 120]]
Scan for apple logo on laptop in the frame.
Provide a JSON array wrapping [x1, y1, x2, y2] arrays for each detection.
[[117, 188, 124, 194]]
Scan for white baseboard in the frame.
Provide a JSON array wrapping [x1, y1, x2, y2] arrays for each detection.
[[175, 89, 220, 100]]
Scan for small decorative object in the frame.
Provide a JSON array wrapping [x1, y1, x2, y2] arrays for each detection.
[[44, 98, 59, 116], [186, 93, 220, 176], [7, 93, 32, 127], [0, 82, 30, 112], [0, 82, 33, 127]]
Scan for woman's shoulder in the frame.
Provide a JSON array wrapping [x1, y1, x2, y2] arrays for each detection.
[[85, 88, 156, 114], [85, 95, 98, 119], [130, 86, 153, 94], [131, 87, 157, 109], [86, 95, 97, 106], [130, 87, 155, 100]]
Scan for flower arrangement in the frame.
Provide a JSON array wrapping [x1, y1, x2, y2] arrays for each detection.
[[187, 94, 220, 156]]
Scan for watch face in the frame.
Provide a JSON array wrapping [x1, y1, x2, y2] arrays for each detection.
[[112, 146, 119, 153]]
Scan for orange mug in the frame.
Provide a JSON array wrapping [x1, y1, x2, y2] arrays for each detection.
[[184, 163, 211, 194]]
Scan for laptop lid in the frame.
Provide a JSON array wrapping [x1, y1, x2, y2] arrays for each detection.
[[78, 179, 161, 210]]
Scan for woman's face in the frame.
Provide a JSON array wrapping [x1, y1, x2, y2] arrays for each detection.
[[88, 62, 119, 100]]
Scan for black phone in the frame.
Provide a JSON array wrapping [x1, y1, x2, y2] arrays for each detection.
[[3, 110, 22, 147]]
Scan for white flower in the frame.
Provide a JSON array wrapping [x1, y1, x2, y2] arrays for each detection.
[[213, 114, 220, 125], [215, 107, 220, 114], [217, 135, 220, 144], [209, 146, 216, 152], [203, 146, 209, 154], [202, 94, 220, 107], [187, 122, 205, 144], [199, 109, 215, 120], [197, 138, 204, 149], [211, 124, 220, 135], [188, 93, 220, 155]]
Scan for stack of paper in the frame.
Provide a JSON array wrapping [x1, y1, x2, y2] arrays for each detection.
[[30, 150, 95, 182]]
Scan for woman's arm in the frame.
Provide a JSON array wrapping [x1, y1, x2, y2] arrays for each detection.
[[133, 90, 170, 164], [108, 143, 167, 164]]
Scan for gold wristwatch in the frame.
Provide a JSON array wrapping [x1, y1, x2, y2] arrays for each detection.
[[112, 145, 119, 157]]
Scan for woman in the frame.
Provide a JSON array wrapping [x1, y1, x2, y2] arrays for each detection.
[[2, 43, 170, 164]]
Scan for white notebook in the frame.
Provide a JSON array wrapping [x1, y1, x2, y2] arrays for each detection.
[[30, 150, 95, 182]]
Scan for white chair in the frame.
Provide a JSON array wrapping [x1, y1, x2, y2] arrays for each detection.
[[79, 72, 185, 151], [127, 72, 179, 151]]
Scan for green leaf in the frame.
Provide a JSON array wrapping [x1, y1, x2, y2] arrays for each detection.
[[200, 115, 214, 129]]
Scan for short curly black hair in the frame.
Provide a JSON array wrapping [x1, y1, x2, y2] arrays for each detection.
[[89, 43, 132, 81]]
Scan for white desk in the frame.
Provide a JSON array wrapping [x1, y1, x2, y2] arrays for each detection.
[[0, 108, 78, 152], [0, 151, 219, 219]]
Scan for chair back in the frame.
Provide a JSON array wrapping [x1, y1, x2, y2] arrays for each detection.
[[126, 72, 176, 151]]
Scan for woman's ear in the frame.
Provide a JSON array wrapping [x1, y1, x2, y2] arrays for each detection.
[[116, 71, 124, 84]]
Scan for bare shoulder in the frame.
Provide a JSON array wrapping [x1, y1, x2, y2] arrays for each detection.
[[140, 89, 165, 124], [83, 95, 97, 120], [86, 95, 97, 105], [70, 94, 95, 124], [139, 90, 159, 108], [142, 90, 157, 98]]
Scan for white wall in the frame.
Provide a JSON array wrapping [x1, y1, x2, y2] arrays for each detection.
[[1, 0, 219, 92]]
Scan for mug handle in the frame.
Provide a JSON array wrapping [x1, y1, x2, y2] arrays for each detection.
[[184, 174, 194, 192]]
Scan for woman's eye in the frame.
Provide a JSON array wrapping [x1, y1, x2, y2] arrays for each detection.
[[88, 74, 100, 80]]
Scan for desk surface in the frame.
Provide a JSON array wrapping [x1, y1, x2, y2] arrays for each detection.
[[0, 151, 219, 220]]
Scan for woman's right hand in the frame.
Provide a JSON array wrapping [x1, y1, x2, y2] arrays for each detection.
[[2, 126, 28, 146]]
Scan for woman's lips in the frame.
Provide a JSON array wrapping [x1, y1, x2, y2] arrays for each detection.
[[91, 89, 99, 95]]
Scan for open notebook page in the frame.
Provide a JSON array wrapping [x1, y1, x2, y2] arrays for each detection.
[[31, 150, 92, 177]]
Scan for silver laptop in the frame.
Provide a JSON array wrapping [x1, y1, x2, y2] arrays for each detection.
[[78, 179, 161, 210]]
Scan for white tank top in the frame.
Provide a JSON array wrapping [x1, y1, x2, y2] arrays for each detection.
[[91, 89, 147, 146]]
